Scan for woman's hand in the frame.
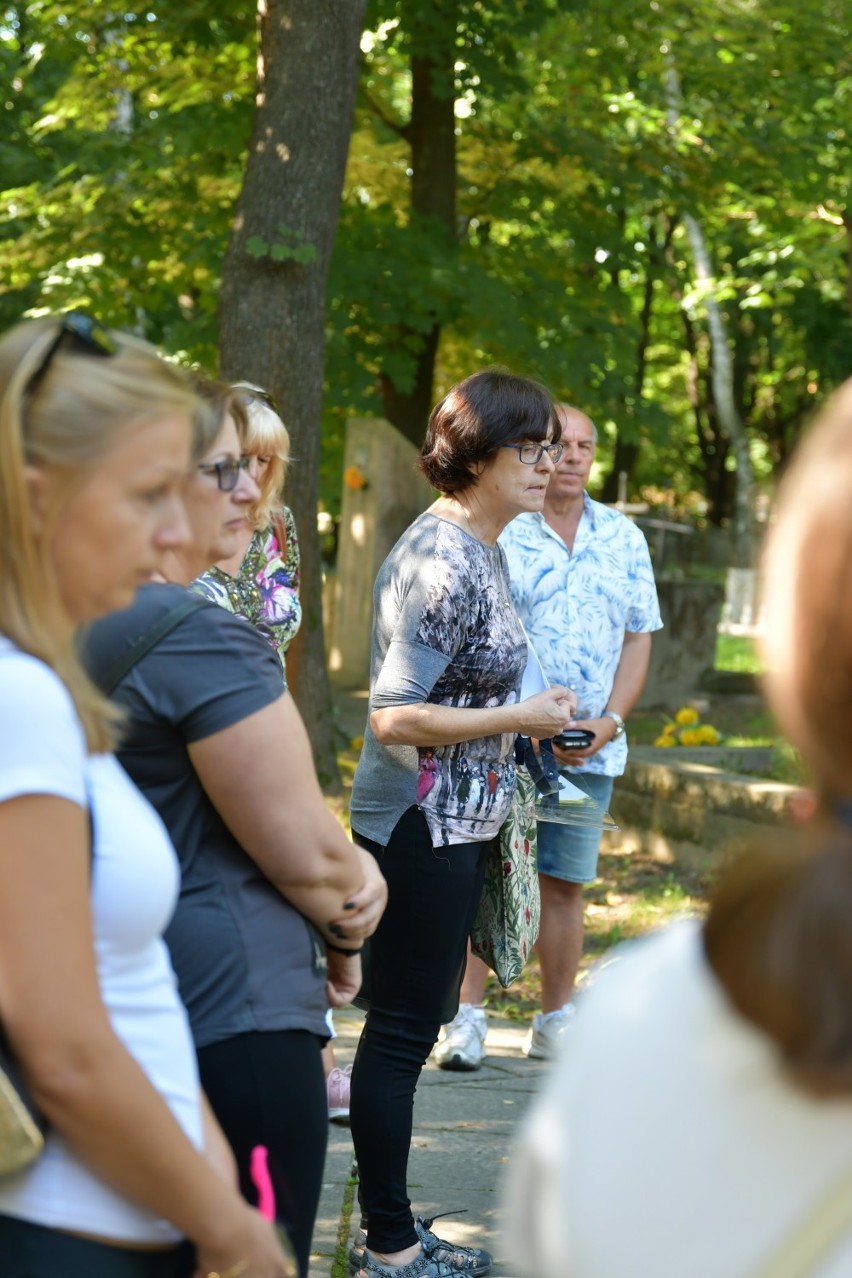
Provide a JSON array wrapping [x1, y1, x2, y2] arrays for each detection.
[[515, 686, 577, 739], [326, 950, 363, 1008], [194, 1205, 296, 1278], [551, 715, 616, 766], [329, 847, 387, 942]]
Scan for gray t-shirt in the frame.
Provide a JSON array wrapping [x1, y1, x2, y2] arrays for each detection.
[[84, 583, 329, 1048], [350, 513, 527, 846]]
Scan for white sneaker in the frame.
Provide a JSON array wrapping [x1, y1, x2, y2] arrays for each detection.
[[434, 1004, 487, 1071], [523, 1004, 575, 1060]]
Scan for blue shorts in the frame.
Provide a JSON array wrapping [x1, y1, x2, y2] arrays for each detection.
[[536, 772, 615, 884]]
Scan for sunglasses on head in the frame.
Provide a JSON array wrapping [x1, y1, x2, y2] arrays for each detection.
[[26, 312, 118, 400], [232, 381, 280, 418]]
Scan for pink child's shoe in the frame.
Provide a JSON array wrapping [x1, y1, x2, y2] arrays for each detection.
[[327, 1063, 352, 1124]]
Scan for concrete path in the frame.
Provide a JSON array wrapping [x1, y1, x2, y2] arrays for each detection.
[[309, 1007, 549, 1278]]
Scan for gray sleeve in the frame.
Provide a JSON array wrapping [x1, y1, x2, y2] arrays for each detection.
[[371, 639, 451, 708], [370, 520, 473, 708]]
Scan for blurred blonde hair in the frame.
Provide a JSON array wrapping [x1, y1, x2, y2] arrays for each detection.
[[232, 383, 291, 528], [0, 315, 203, 753], [704, 378, 852, 1095], [759, 379, 852, 798]]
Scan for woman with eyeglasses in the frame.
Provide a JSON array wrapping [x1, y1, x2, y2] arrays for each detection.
[[83, 377, 387, 1278], [193, 383, 301, 684], [192, 383, 353, 1123], [347, 368, 577, 1278], [0, 317, 291, 1277]]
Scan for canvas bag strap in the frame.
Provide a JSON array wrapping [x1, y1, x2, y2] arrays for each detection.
[[272, 510, 288, 562], [100, 593, 208, 696], [750, 1165, 852, 1278]]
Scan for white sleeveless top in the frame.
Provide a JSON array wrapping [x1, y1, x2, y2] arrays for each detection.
[[0, 640, 203, 1243]]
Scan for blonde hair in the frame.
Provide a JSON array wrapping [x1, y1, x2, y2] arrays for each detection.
[[231, 384, 291, 528], [0, 315, 203, 753], [704, 378, 852, 1094]]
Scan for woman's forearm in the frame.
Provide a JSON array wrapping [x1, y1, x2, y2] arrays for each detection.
[[371, 685, 577, 747]]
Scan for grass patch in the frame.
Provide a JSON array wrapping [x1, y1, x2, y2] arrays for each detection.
[[483, 845, 714, 1020], [331, 1166, 359, 1278], [715, 632, 763, 674]]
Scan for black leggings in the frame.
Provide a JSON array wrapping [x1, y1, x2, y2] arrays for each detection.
[[0, 1215, 194, 1278], [350, 807, 489, 1254], [197, 1028, 327, 1278]]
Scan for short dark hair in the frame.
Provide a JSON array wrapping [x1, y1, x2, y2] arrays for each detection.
[[418, 367, 556, 495]]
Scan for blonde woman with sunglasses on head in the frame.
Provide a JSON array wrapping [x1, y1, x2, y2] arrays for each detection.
[[0, 315, 292, 1278]]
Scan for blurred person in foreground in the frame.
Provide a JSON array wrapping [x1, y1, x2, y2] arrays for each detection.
[[506, 380, 852, 1278], [0, 315, 291, 1277]]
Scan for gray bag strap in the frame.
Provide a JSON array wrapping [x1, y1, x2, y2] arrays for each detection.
[[100, 593, 208, 695]]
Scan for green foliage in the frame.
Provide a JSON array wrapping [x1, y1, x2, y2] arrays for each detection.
[[2, 0, 851, 516]]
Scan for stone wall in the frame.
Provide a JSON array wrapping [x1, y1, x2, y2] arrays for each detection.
[[603, 747, 799, 876]]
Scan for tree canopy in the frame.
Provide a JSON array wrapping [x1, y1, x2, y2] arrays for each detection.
[[2, 0, 850, 534]]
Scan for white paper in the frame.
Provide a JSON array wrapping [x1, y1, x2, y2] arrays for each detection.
[[520, 632, 550, 700]]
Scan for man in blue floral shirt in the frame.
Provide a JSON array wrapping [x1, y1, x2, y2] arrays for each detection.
[[435, 404, 662, 1071]]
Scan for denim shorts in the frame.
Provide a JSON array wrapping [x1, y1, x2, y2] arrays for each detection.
[[536, 772, 615, 884]]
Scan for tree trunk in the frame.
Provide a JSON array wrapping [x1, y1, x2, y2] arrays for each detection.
[[601, 212, 674, 503], [377, 5, 458, 447], [665, 63, 755, 567], [218, 0, 366, 790]]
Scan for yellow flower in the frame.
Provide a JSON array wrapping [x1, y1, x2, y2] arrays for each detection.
[[698, 725, 720, 745], [675, 706, 699, 726], [350, 734, 364, 750], [661, 722, 677, 737], [679, 728, 701, 746], [653, 735, 676, 747]]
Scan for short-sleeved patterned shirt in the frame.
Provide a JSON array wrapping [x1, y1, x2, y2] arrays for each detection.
[[192, 505, 301, 682], [499, 496, 662, 777], [350, 513, 527, 847]]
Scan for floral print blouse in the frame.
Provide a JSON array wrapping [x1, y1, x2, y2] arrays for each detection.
[[192, 505, 302, 684]]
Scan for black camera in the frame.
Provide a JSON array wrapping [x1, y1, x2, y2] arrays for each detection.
[[551, 729, 596, 750]]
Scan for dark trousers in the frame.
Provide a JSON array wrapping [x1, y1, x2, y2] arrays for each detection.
[[0, 1215, 194, 1278], [350, 807, 489, 1254], [197, 1028, 327, 1278]]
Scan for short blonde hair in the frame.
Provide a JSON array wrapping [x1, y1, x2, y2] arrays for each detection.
[[0, 315, 203, 753], [232, 383, 291, 528]]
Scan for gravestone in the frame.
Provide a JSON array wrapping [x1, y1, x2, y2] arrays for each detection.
[[328, 417, 433, 688], [639, 579, 724, 709]]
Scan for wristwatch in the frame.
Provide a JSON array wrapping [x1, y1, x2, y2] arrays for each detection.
[[603, 710, 625, 739]]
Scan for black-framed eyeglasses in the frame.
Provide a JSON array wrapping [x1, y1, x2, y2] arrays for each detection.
[[26, 311, 118, 400], [503, 442, 564, 465], [197, 454, 252, 492], [232, 381, 280, 418]]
